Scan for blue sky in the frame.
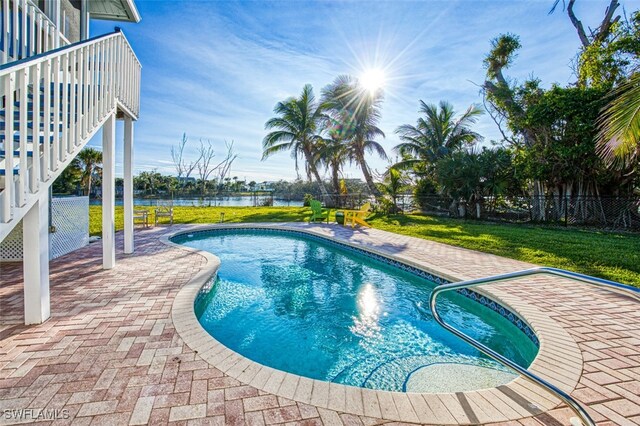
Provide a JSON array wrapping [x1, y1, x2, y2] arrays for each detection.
[[88, 0, 631, 182]]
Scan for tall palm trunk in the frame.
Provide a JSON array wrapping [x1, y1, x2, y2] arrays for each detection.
[[85, 175, 92, 196], [331, 161, 341, 207], [303, 149, 330, 200], [356, 151, 380, 196], [84, 164, 93, 196]]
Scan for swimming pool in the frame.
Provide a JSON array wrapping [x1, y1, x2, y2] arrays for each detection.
[[173, 228, 539, 393]]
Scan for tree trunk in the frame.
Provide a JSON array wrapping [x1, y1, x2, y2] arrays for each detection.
[[331, 163, 341, 207], [86, 175, 92, 197], [531, 180, 546, 221], [357, 153, 380, 197], [303, 150, 330, 202]]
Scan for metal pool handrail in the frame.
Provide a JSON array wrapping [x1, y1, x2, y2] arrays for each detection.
[[429, 267, 640, 426]]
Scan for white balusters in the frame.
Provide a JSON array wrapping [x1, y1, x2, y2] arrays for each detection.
[[81, 43, 88, 138], [2, 74, 15, 222], [74, 48, 81, 146], [0, 0, 68, 65], [17, 67, 26, 206], [61, 52, 68, 160], [51, 55, 59, 170], [69, 50, 75, 152], [42, 59, 50, 175], [30, 62, 39, 187], [0, 32, 140, 225], [2, 0, 8, 64]]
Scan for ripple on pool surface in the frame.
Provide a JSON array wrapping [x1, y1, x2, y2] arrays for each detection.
[[178, 229, 538, 392]]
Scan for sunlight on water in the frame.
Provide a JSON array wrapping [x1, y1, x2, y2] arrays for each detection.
[[351, 283, 382, 338]]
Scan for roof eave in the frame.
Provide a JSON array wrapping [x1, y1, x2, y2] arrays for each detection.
[[90, 0, 141, 24], [124, 0, 141, 23]]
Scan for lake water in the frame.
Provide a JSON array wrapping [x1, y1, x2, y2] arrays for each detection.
[[88, 196, 303, 207]]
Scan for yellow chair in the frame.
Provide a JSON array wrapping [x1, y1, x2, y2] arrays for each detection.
[[343, 202, 371, 228]]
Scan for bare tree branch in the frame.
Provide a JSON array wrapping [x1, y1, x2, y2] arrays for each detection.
[[482, 94, 518, 145], [593, 0, 620, 44], [196, 139, 216, 195], [170, 133, 188, 181], [213, 141, 238, 195], [171, 133, 202, 188], [567, 0, 590, 47]]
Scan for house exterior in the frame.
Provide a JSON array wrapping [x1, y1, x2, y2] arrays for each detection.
[[0, 0, 142, 325]]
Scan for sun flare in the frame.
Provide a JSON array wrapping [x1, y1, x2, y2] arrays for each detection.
[[360, 68, 386, 94]]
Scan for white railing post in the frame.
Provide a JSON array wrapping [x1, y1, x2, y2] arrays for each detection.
[[75, 48, 82, 146], [2, 0, 8, 63], [51, 55, 59, 170], [12, 0, 18, 60], [30, 62, 40, 190], [60, 52, 68, 161], [2, 74, 15, 222], [42, 59, 50, 175], [98, 41, 105, 120], [29, 2, 34, 56], [20, 0, 26, 58], [69, 50, 76, 150], [90, 44, 96, 129], [17, 67, 27, 207], [36, 10, 41, 55], [43, 19, 48, 52], [82, 44, 88, 137]]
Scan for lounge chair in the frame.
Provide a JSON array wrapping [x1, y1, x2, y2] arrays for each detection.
[[155, 200, 174, 226], [343, 202, 371, 228], [309, 200, 329, 223]]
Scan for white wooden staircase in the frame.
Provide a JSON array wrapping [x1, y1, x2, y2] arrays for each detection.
[[0, 30, 141, 242]]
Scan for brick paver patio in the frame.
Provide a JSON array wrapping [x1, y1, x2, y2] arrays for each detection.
[[0, 224, 639, 425]]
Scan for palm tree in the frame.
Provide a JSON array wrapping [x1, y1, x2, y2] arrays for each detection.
[[75, 147, 103, 197], [315, 134, 349, 200], [262, 84, 329, 198], [322, 75, 387, 196], [597, 73, 640, 168], [377, 167, 407, 213], [393, 101, 483, 173]]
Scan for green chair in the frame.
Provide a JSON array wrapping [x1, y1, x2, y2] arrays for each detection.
[[309, 200, 329, 223]]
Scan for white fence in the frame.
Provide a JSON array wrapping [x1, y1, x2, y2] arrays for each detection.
[[0, 195, 88, 261]]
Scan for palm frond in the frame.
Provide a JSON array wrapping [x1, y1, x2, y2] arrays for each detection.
[[597, 73, 640, 167]]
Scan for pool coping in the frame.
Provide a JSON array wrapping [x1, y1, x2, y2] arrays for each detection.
[[161, 223, 585, 424]]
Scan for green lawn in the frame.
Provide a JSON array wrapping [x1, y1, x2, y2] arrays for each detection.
[[90, 205, 640, 287]]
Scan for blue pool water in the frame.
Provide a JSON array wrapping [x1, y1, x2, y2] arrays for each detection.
[[174, 229, 538, 392]]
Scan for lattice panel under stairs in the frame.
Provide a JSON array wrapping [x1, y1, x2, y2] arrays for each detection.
[[50, 197, 89, 259], [0, 196, 89, 261], [0, 221, 23, 261]]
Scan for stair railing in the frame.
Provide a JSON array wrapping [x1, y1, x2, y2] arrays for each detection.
[[0, 30, 140, 223], [1, 0, 69, 65], [429, 266, 640, 426]]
